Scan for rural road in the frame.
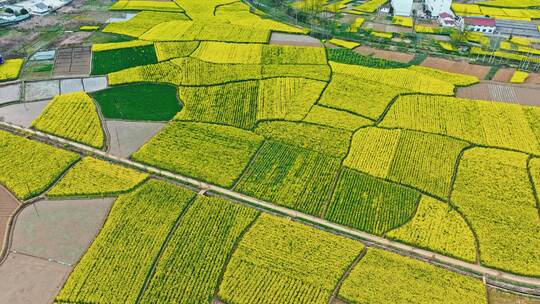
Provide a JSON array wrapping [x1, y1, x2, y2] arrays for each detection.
[[1, 120, 539, 295]]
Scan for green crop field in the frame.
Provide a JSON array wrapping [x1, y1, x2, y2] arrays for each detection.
[[345, 127, 469, 199], [218, 214, 363, 304], [325, 168, 421, 235], [131, 122, 264, 187], [31, 92, 105, 149], [235, 141, 341, 216], [55, 180, 196, 303], [0, 130, 79, 200], [47, 157, 148, 197], [339, 249, 486, 303], [1, 0, 538, 301], [91, 83, 181, 121], [140, 196, 259, 303], [175, 81, 259, 129], [452, 148, 540, 276], [92, 44, 158, 75]]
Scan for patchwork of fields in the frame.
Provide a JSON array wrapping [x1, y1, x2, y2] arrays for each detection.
[[0, 0, 539, 302]]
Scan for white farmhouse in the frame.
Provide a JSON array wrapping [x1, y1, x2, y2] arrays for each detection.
[[391, 0, 413, 16], [425, 0, 452, 17]]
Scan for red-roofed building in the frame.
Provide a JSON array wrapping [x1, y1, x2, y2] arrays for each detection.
[[438, 12, 456, 27], [464, 17, 496, 33]]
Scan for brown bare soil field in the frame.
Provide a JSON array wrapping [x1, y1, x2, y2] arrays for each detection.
[[269, 33, 322, 47], [0, 253, 71, 304], [420, 56, 491, 79], [525, 72, 540, 84], [366, 22, 413, 33], [457, 82, 540, 106], [487, 287, 540, 304], [0, 186, 20, 256], [106, 120, 166, 158], [354, 46, 414, 63], [11, 198, 114, 265], [0, 100, 52, 128], [53, 46, 92, 77], [492, 68, 516, 83]]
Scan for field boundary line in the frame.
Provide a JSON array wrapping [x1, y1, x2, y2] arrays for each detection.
[[526, 156, 540, 218], [329, 247, 367, 304], [447, 145, 482, 264], [0, 120, 539, 293], [213, 212, 261, 300], [135, 195, 198, 304]]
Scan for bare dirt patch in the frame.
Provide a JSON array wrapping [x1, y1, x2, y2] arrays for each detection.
[[354, 45, 414, 63], [53, 46, 92, 77], [0, 186, 19, 256], [25, 80, 60, 101], [0, 84, 21, 105], [457, 82, 540, 106], [106, 120, 165, 158], [492, 68, 516, 83], [487, 287, 540, 304], [420, 56, 491, 79], [83, 76, 108, 92], [525, 72, 540, 84], [0, 253, 71, 304], [0, 100, 51, 128], [11, 198, 114, 265], [55, 32, 93, 48], [269, 32, 322, 47], [60, 78, 84, 94], [365, 22, 413, 33]]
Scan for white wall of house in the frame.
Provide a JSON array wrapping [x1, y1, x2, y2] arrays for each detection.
[[392, 0, 413, 16], [466, 25, 496, 33], [425, 0, 451, 16]]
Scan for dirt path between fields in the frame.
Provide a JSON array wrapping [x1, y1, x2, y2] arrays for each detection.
[[0, 120, 539, 295]]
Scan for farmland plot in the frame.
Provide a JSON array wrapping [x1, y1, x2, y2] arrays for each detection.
[[191, 42, 263, 64], [452, 148, 540, 276], [154, 41, 200, 61], [345, 127, 469, 199], [255, 121, 351, 158], [303, 105, 373, 131], [318, 72, 410, 120], [0, 130, 79, 200], [131, 122, 263, 187], [140, 196, 259, 303], [325, 168, 420, 235], [91, 83, 181, 121], [175, 81, 259, 129], [103, 11, 189, 38], [91, 40, 153, 52], [256, 78, 326, 121], [261, 45, 327, 65], [55, 180, 196, 304], [110, 0, 184, 12], [139, 21, 270, 43], [47, 157, 148, 198], [330, 62, 456, 96], [339, 249, 486, 304], [218, 214, 363, 304], [91, 44, 158, 75], [408, 65, 479, 86], [215, 2, 306, 34], [326, 48, 409, 69], [108, 59, 261, 86], [31, 92, 105, 149], [380, 95, 540, 155], [262, 64, 331, 81], [235, 141, 341, 216], [387, 196, 477, 262]]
